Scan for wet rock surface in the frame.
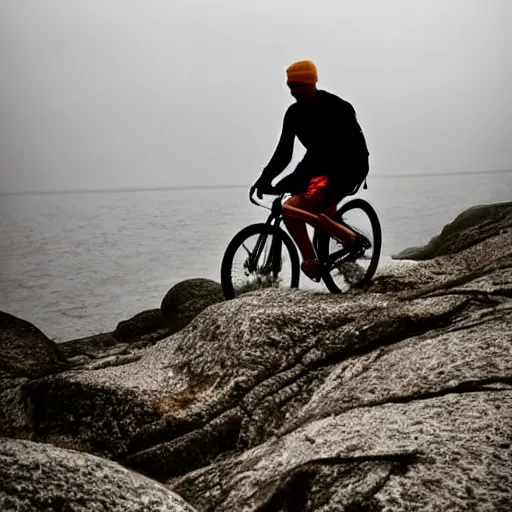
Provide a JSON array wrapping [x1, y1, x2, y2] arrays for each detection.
[[1, 201, 512, 510]]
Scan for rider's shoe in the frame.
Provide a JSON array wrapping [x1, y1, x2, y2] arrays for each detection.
[[301, 258, 321, 282]]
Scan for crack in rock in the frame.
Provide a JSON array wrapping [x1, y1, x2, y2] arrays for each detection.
[[169, 392, 512, 511], [122, 408, 244, 481], [252, 452, 420, 512]]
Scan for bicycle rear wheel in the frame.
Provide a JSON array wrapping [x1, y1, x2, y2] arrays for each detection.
[[315, 198, 382, 293], [221, 223, 300, 300]]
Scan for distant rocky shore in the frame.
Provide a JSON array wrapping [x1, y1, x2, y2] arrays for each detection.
[[1, 201, 511, 511]]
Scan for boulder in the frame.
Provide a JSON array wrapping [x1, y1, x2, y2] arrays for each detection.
[[0, 312, 69, 439], [160, 278, 225, 333], [393, 201, 512, 260], [0, 437, 197, 511], [0, 311, 68, 380]]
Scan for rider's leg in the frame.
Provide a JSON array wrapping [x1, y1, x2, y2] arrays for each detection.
[[284, 194, 339, 280], [283, 184, 342, 281], [282, 193, 319, 263], [282, 174, 339, 260]]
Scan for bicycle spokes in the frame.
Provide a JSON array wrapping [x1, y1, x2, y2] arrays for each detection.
[[318, 199, 381, 293], [228, 230, 292, 295]]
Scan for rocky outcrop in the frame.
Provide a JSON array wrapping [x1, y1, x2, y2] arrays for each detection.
[[0, 437, 197, 511], [367, 202, 512, 296], [20, 254, 512, 510], [160, 278, 225, 332], [171, 391, 512, 511], [1, 202, 511, 510], [24, 291, 467, 457], [393, 201, 512, 260]]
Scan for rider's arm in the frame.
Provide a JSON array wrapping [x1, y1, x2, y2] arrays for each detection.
[[260, 108, 295, 183]]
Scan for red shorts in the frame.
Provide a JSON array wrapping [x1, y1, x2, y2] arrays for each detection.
[[300, 176, 337, 215]]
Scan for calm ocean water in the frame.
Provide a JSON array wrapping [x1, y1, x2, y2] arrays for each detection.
[[1, 171, 511, 342]]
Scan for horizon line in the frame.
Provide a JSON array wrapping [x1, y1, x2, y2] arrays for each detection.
[[2, 168, 511, 197]]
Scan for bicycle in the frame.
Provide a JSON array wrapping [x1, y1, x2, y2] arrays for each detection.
[[220, 182, 382, 300]]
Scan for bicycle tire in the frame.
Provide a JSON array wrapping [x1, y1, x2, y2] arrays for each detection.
[[221, 223, 301, 300], [315, 198, 382, 293]]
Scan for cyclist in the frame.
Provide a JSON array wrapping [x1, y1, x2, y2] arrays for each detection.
[[251, 59, 370, 281]]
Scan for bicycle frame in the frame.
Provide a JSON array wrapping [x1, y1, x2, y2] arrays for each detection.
[[247, 192, 359, 275]]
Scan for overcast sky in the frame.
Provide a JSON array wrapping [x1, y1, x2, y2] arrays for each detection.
[[0, 0, 510, 193]]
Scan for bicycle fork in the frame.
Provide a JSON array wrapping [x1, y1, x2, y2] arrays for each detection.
[[245, 226, 283, 277]]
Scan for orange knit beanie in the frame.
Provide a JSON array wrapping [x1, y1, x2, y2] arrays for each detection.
[[286, 60, 318, 84]]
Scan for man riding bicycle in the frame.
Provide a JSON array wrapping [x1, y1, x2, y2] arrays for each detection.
[[251, 59, 370, 281]]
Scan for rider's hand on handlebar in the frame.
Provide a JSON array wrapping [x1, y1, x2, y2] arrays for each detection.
[[249, 185, 259, 200], [251, 177, 270, 200]]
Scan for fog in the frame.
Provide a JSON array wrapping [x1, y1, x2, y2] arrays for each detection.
[[0, 0, 510, 193]]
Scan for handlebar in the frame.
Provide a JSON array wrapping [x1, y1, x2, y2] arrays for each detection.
[[249, 187, 290, 220]]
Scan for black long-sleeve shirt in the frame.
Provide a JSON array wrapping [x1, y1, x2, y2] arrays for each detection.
[[261, 90, 369, 189]]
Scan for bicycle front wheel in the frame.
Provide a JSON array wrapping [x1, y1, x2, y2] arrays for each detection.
[[315, 199, 382, 293], [221, 223, 300, 300]]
